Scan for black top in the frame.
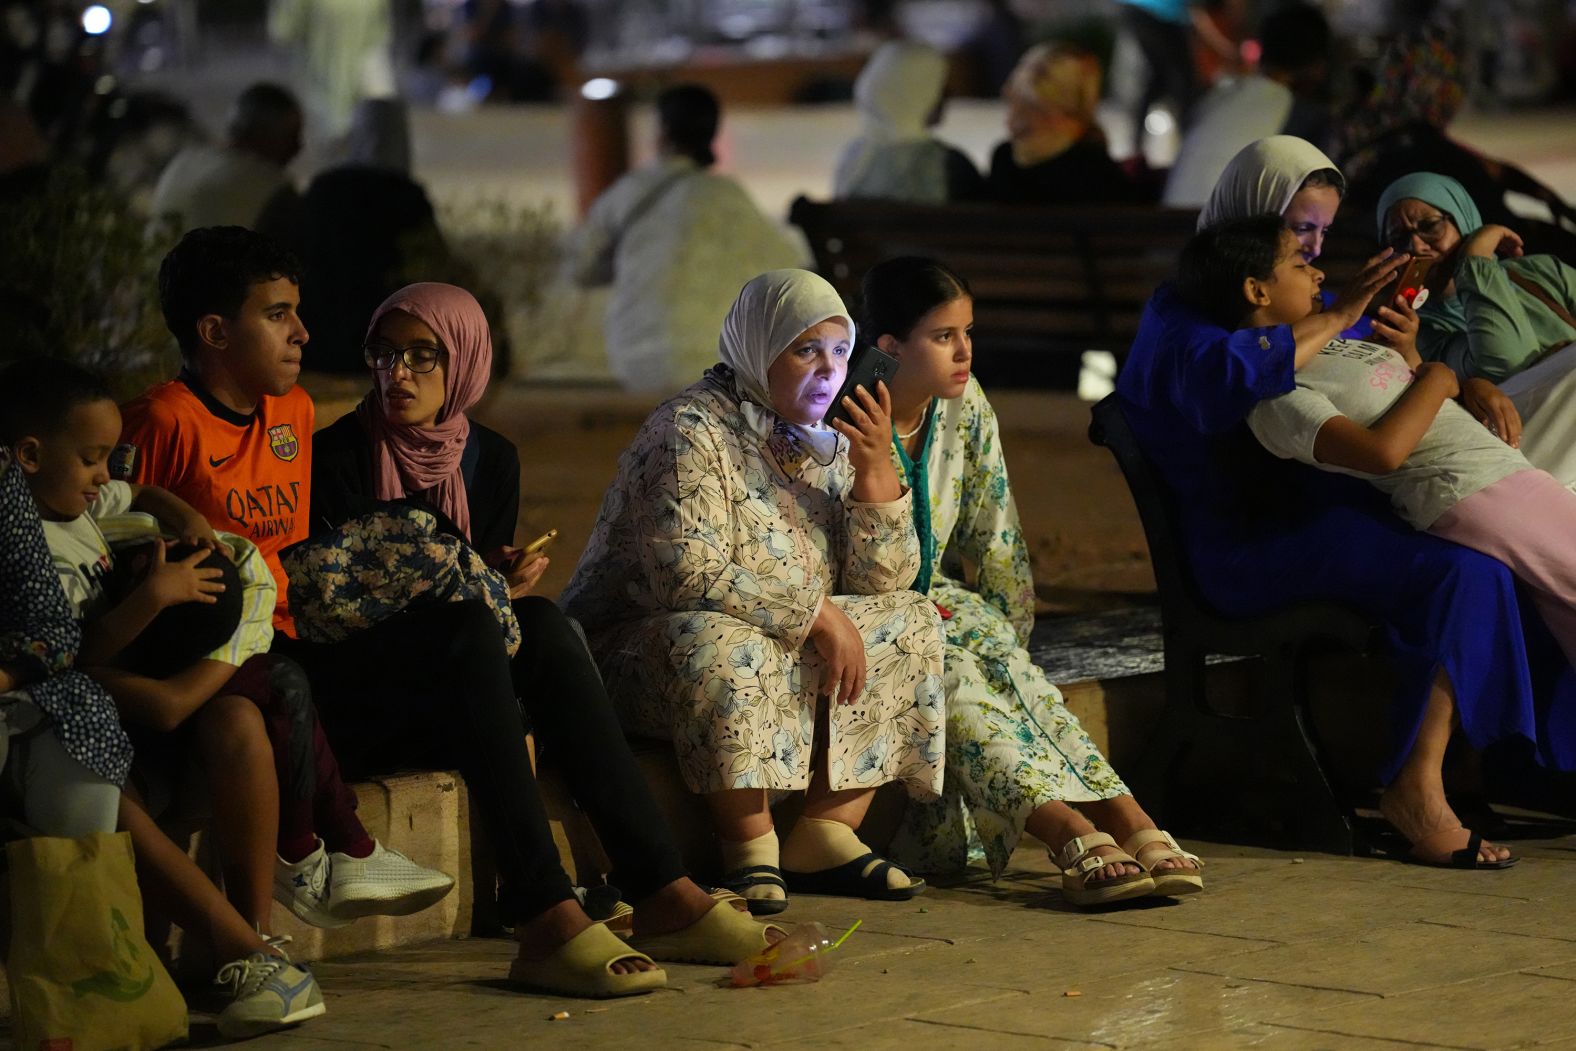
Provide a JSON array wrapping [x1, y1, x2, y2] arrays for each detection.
[[987, 136, 1145, 205], [942, 146, 989, 202], [311, 410, 522, 559], [1343, 122, 1518, 233]]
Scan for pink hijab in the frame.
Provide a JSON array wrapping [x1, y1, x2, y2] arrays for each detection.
[[356, 282, 493, 541]]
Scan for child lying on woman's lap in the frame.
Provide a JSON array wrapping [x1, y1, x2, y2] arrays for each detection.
[[1178, 214, 1576, 670]]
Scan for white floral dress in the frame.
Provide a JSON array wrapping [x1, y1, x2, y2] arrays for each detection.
[[887, 377, 1128, 877], [561, 368, 946, 799]]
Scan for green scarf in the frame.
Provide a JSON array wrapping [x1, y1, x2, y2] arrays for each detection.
[[893, 399, 938, 595]]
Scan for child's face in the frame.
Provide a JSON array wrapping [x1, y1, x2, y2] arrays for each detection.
[[1253, 231, 1326, 326], [18, 398, 122, 521]]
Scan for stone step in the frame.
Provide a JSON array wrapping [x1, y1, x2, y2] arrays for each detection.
[[161, 607, 1346, 969]]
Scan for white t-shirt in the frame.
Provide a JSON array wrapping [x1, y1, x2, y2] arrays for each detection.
[[1247, 338, 1529, 528], [40, 480, 139, 621]]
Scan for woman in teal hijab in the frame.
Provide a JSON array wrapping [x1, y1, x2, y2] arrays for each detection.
[[1377, 171, 1576, 486], [1378, 172, 1576, 383]]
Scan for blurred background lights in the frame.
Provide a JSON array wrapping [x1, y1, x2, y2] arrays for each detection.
[[580, 77, 618, 101], [81, 5, 112, 35]]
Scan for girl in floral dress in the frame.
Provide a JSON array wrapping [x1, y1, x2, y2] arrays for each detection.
[[865, 256, 1205, 905]]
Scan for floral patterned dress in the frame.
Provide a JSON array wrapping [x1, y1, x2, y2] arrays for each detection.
[[561, 368, 946, 799], [887, 377, 1127, 877]]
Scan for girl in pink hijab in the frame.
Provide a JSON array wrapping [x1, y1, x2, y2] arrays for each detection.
[[317, 281, 546, 595], [310, 281, 786, 996]]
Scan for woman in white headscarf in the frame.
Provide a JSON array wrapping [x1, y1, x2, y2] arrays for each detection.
[[833, 41, 984, 203], [563, 269, 947, 914]]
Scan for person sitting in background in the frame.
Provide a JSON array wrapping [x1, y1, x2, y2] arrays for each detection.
[[562, 269, 946, 917], [566, 84, 803, 393], [1163, 1, 1334, 208], [833, 41, 984, 204], [1335, 25, 1522, 237], [988, 43, 1144, 205], [297, 99, 452, 374], [150, 83, 305, 251]]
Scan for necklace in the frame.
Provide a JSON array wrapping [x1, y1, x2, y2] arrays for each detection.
[[896, 405, 930, 441]]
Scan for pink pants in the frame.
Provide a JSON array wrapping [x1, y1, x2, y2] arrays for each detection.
[[1430, 468, 1576, 671]]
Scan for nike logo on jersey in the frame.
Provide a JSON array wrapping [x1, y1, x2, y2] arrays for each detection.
[[209, 453, 236, 468]]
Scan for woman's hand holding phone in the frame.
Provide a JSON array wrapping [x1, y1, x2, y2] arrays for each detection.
[[831, 380, 902, 503], [1372, 292, 1422, 367], [495, 529, 556, 598]]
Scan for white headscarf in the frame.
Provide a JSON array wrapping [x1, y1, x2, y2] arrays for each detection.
[[1197, 135, 1346, 229], [833, 41, 948, 198], [718, 269, 855, 458]]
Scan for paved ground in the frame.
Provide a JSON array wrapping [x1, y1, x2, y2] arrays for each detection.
[[187, 828, 1576, 1050]]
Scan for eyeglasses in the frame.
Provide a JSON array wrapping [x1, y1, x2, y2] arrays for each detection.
[[1385, 213, 1453, 252], [363, 341, 445, 374]]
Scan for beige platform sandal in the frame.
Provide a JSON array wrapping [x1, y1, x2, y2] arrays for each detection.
[[1122, 829, 1205, 897], [1055, 833, 1155, 907], [507, 924, 667, 998]]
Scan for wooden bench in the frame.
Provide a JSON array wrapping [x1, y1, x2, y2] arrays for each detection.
[[789, 196, 1375, 389]]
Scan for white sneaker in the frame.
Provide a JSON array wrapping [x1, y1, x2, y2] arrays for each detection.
[[214, 938, 326, 1040], [273, 839, 348, 929], [327, 840, 455, 922]]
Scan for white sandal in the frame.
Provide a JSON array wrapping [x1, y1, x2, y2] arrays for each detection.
[[1122, 829, 1205, 897], [1054, 832, 1154, 907]]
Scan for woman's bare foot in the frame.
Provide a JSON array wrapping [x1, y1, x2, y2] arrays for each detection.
[[628, 879, 719, 938], [1380, 778, 1512, 865], [1066, 843, 1144, 883], [1080, 797, 1200, 875], [632, 878, 788, 946], [514, 899, 658, 975]]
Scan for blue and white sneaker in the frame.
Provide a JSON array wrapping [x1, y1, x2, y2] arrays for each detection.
[[274, 839, 347, 929], [214, 937, 326, 1040]]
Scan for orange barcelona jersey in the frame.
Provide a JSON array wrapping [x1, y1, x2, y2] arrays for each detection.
[[114, 374, 314, 635]]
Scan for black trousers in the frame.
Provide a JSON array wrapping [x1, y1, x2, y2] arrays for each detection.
[[275, 597, 687, 922]]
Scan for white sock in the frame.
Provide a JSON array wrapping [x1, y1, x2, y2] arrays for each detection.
[[720, 829, 785, 904], [781, 817, 911, 890]]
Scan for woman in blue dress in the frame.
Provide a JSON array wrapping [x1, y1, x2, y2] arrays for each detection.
[[1117, 135, 1560, 868]]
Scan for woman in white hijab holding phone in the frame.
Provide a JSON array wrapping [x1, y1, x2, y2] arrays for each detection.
[[563, 269, 946, 916]]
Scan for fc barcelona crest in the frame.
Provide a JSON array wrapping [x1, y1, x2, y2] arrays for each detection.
[[268, 423, 300, 462]]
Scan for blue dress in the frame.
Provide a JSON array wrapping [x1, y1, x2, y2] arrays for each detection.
[[1117, 283, 1576, 781]]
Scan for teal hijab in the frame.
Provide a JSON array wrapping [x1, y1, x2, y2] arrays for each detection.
[[1375, 172, 1484, 333]]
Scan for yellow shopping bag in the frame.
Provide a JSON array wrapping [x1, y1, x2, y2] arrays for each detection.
[[7, 831, 187, 1051]]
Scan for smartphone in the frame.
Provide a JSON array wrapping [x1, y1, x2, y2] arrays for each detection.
[[1390, 256, 1435, 309], [520, 529, 558, 558], [822, 347, 900, 430]]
